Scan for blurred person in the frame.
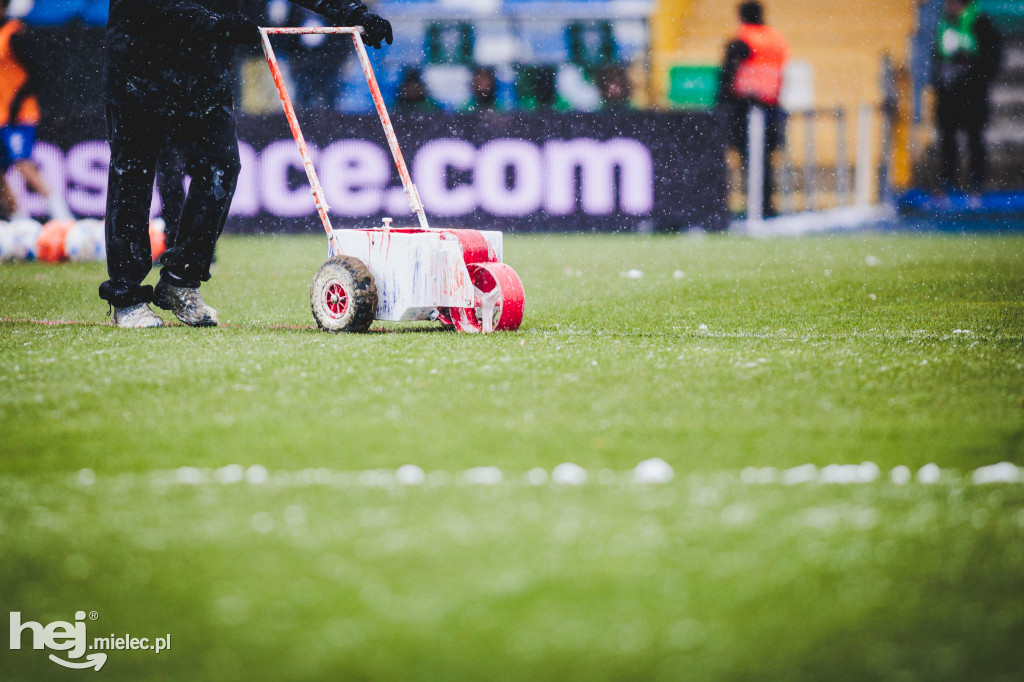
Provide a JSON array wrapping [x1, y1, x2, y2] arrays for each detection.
[[395, 67, 437, 113], [100, 0, 392, 328], [717, 0, 789, 218], [267, 0, 350, 110], [0, 0, 72, 221], [932, 0, 1001, 195], [514, 65, 558, 111], [467, 66, 499, 112], [596, 64, 632, 110]]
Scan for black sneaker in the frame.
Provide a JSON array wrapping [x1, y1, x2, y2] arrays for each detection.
[[153, 279, 219, 327]]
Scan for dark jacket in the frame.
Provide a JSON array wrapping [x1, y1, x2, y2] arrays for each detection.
[[931, 12, 1001, 97], [103, 0, 368, 116]]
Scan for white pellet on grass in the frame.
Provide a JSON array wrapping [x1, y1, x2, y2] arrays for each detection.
[[781, 464, 817, 485], [357, 470, 394, 488], [251, 512, 274, 534], [972, 462, 1021, 485], [890, 465, 912, 485], [633, 458, 674, 484], [858, 461, 880, 483], [552, 463, 588, 486], [622, 269, 644, 279], [245, 464, 269, 485], [461, 466, 503, 486], [819, 464, 861, 484], [816, 462, 877, 485], [176, 466, 204, 485], [214, 464, 244, 485], [284, 505, 306, 527], [395, 464, 426, 486], [673, 270, 685, 279], [741, 467, 778, 484], [524, 467, 548, 485], [917, 463, 942, 485], [76, 468, 95, 486]]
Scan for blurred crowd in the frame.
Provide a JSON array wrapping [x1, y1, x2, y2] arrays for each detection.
[[8, 0, 643, 114], [261, 6, 639, 114]]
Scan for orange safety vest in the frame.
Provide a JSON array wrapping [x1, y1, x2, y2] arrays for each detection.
[[0, 19, 40, 126], [732, 23, 790, 106]]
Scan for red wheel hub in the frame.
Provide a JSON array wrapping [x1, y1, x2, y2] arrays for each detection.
[[323, 280, 349, 319]]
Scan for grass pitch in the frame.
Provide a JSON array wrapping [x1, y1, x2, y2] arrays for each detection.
[[1, 232, 1023, 681]]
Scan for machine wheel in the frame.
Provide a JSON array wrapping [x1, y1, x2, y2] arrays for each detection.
[[310, 256, 378, 332], [448, 262, 525, 333]]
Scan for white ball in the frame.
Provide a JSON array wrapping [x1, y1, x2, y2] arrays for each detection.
[[64, 222, 91, 261], [8, 218, 41, 260], [78, 219, 106, 261]]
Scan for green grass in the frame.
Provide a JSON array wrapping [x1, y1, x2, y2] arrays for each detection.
[[1, 233, 1023, 681]]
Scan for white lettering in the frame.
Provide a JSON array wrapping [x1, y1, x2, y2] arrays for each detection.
[[230, 141, 260, 217], [477, 139, 544, 217], [65, 141, 109, 217], [321, 140, 390, 217], [413, 139, 476, 217], [260, 139, 318, 218], [544, 138, 654, 216]]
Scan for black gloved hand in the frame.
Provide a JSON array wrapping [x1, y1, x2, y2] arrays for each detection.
[[218, 12, 261, 47], [351, 7, 392, 49]]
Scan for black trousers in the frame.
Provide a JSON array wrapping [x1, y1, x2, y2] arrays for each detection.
[[99, 103, 240, 307], [936, 89, 989, 192], [156, 143, 187, 247], [721, 100, 784, 218]]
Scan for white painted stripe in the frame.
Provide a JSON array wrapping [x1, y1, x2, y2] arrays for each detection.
[[68, 461, 1024, 489]]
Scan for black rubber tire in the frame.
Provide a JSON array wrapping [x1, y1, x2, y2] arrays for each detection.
[[309, 256, 378, 333]]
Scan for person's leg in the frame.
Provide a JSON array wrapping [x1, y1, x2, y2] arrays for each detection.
[[99, 104, 164, 308], [0, 176, 19, 219], [156, 145, 187, 248], [761, 148, 775, 218], [6, 126, 73, 220], [158, 105, 240, 288], [965, 118, 987, 194], [763, 107, 783, 217], [13, 158, 49, 197], [935, 95, 958, 192]]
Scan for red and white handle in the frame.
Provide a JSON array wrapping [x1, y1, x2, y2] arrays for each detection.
[[259, 26, 431, 234]]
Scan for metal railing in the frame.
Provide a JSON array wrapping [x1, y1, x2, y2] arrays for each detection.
[[739, 103, 891, 224]]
